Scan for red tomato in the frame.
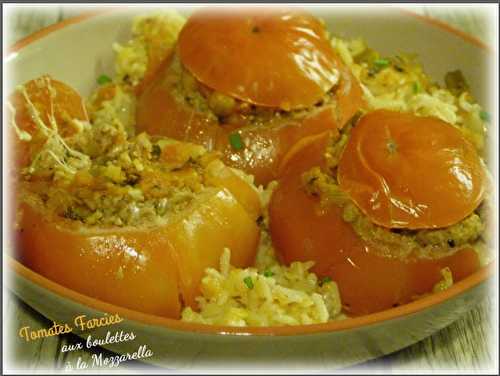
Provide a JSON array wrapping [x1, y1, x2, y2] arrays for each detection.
[[16, 162, 262, 318], [178, 8, 341, 109], [7, 76, 89, 228], [269, 132, 480, 315], [136, 8, 365, 186], [8, 75, 88, 172], [338, 110, 486, 229], [136, 59, 364, 186]]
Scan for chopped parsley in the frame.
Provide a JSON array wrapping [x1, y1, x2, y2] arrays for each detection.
[[229, 132, 244, 150], [263, 270, 274, 278], [319, 276, 332, 286], [97, 74, 112, 85], [480, 110, 490, 122], [373, 59, 390, 69], [412, 82, 420, 94], [243, 276, 254, 289]]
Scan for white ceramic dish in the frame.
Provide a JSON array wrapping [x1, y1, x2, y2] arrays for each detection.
[[5, 6, 495, 371]]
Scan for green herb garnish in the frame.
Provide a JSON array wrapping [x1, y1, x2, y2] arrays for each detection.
[[412, 82, 420, 94], [263, 270, 274, 278], [97, 74, 112, 85], [373, 59, 390, 69], [243, 276, 254, 289], [480, 110, 490, 122], [229, 132, 244, 150], [319, 276, 332, 286]]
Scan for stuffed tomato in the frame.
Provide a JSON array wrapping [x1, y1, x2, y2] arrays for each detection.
[[136, 8, 364, 185], [12, 77, 262, 318], [269, 110, 488, 315]]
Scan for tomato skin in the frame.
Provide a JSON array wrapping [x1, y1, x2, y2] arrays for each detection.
[[165, 188, 260, 307], [136, 57, 364, 186], [178, 8, 341, 109], [15, 159, 261, 318], [215, 106, 343, 185], [269, 133, 480, 315], [204, 159, 262, 220], [7, 76, 89, 237], [16, 203, 182, 318], [16, 185, 260, 318], [9, 76, 88, 137], [8, 76, 88, 172], [338, 110, 486, 229], [136, 59, 219, 149]]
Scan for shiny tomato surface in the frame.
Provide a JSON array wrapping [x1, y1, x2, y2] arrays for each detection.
[[137, 8, 365, 185], [15, 114, 262, 318], [338, 110, 486, 229], [137, 64, 363, 185], [269, 132, 480, 315], [178, 8, 341, 109], [8, 76, 88, 171]]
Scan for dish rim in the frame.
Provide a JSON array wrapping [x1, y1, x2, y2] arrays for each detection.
[[5, 7, 495, 336]]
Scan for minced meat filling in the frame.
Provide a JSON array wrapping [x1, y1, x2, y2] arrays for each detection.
[[21, 133, 218, 227], [164, 53, 339, 127], [15, 81, 222, 228], [301, 121, 488, 260], [303, 166, 486, 259]]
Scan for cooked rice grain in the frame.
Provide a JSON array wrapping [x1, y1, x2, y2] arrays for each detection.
[[113, 10, 186, 85], [181, 248, 343, 326]]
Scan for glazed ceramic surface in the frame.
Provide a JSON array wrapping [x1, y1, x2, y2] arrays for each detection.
[[8, 261, 491, 370], [5, 6, 495, 371]]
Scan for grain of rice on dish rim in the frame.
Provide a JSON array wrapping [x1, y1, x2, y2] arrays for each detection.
[[109, 11, 489, 326]]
